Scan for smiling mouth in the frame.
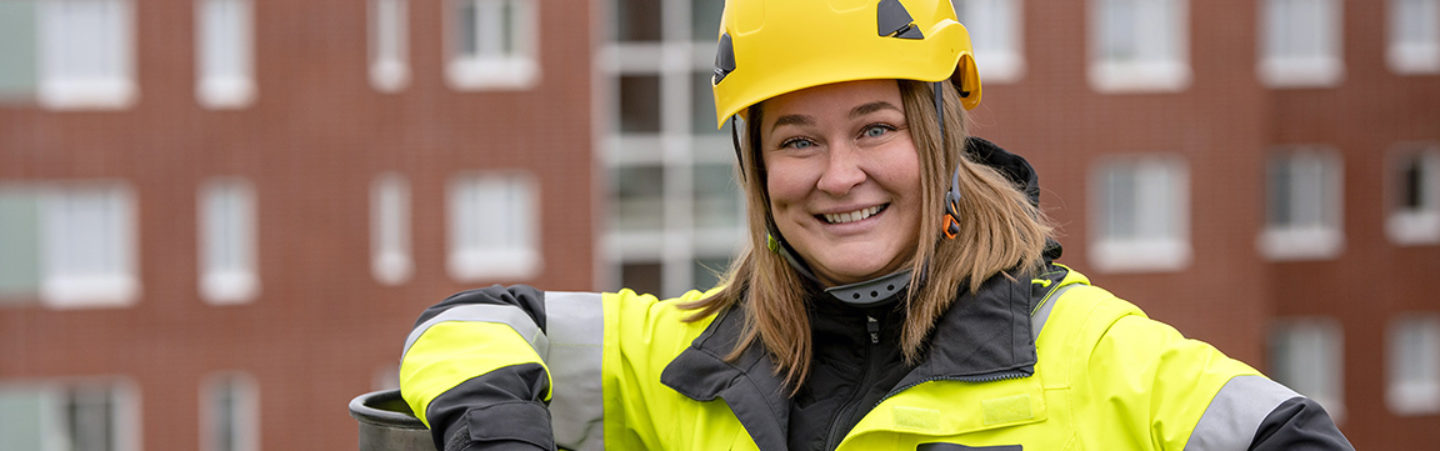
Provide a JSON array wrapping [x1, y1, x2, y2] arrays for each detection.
[[820, 204, 888, 224]]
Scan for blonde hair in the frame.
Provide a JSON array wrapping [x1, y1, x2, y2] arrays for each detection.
[[682, 79, 1053, 391]]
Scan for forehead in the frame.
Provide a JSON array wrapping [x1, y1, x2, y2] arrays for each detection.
[[760, 79, 903, 121]]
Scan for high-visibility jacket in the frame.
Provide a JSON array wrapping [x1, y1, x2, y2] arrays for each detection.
[[400, 267, 1352, 450]]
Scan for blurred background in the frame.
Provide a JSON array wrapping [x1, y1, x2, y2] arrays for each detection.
[[0, 0, 1436, 449]]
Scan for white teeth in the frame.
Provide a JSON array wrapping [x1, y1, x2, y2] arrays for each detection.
[[823, 206, 882, 224]]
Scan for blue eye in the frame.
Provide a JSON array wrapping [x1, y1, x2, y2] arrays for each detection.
[[782, 138, 815, 149], [863, 125, 892, 138]]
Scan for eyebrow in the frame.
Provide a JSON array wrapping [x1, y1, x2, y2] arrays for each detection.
[[851, 101, 900, 118], [770, 114, 814, 132], [767, 101, 900, 133]]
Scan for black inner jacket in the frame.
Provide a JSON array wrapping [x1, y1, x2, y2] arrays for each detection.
[[787, 295, 911, 451]]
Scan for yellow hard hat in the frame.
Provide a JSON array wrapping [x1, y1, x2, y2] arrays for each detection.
[[711, 0, 982, 129]]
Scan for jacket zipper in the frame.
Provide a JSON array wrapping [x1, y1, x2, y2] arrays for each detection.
[[872, 369, 1034, 412], [823, 315, 881, 450]]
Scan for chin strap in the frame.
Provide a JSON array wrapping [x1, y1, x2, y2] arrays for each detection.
[[936, 81, 964, 240], [768, 230, 913, 306]]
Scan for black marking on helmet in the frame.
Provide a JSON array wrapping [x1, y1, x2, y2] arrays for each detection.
[[877, 0, 923, 39], [713, 33, 736, 84]]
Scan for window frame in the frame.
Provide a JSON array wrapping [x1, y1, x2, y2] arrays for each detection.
[[199, 372, 260, 451], [195, 0, 255, 109], [1387, 314, 1440, 416], [1269, 318, 1346, 423], [446, 171, 542, 281], [37, 0, 136, 110], [199, 177, 259, 305], [369, 0, 410, 92], [40, 182, 139, 308], [1259, 0, 1344, 88], [370, 173, 413, 285], [1088, 154, 1192, 273], [1387, 0, 1440, 74], [443, 0, 540, 90], [1259, 147, 1345, 261], [1387, 144, 1440, 245], [1088, 0, 1192, 93]]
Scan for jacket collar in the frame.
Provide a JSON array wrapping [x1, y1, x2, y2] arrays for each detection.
[[659, 267, 1068, 451]]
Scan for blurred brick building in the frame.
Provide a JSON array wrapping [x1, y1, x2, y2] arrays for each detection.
[[0, 0, 594, 449], [0, 0, 1436, 450]]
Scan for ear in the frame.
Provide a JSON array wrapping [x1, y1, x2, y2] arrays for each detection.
[[951, 54, 982, 110]]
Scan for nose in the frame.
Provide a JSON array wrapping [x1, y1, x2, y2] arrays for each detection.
[[815, 142, 866, 196]]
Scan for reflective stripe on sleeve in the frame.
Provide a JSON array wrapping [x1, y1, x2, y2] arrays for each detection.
[[543, 292, 606, 451], [403, 303, 550, 361], [1184, 375, 1301, 451], [1030, 284, 1076, 341]]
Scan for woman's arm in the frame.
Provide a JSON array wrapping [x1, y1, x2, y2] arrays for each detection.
[[400, 286, 606, 451]]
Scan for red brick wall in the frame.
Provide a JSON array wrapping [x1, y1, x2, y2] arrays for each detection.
[[0, 0, 594, 449]]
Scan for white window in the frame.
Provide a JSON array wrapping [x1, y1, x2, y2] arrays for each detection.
[[1260, 147, 1344, 260], [201, 373, 259, 451], [38, 0, 136, 109], [1388, 315, 1440, 415], [369, 0, 410, 92], [1089, 0, 1190, 92], [1260, 0, 1343, 87], [1388, 145, 1440, 244], [42, 183, 139, 308], [447, 171, 540, 281], [0, 380, 141, 451], [1089, 155, 1190, 272], [953, 0, 1024, 83], [371, 173, 413, 285], [0, 1, 39, 102], [1270, 318, 1345, 422], [445, 0, 539, 90], [1389, 0, 1440, 74], [196, 0, 254, 108], [200, 178, 259, 304]]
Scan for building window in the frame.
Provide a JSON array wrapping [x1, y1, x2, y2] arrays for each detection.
[[1388, 145, 1440, 245], [1260, 0, 1343, 87], [369, 0, 409, 92], [201, 373, 259, 451], [447, 171, 540, 281], [43, 183, 139, 308], [0, 1, 39, 103], [601, 0, 744, 297], [1089, 155, 1190, 273], [445, 0, 538, 90], [38, 0, 136, 109], [196, 0, 254, 108], [953, 0, 1024, 83], [1389, 0, 1440, 74], [200, 178, 259, 304], [0, 183, 138, 308], [1270, 318, 1345, 422], [370, 173, 412, 285], [0, 380, 140, 451], [1260, 147, 1343, 260], [1089, 0, 1189, 92], [1388, 315, 1440, 415]]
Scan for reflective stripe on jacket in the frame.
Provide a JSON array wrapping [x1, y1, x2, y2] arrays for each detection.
[[400, 268, 1352, 450]]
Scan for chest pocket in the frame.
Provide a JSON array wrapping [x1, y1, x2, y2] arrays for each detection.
[[917, 444, 1022, 451]]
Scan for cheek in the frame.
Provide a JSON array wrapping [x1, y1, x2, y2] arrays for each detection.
[[763, 159, 810, 206]]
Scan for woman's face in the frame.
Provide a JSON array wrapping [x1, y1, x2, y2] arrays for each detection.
[[760, 79, 923, 286]]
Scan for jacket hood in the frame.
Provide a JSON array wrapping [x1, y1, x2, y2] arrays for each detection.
[[966, 137, 1063, 261]]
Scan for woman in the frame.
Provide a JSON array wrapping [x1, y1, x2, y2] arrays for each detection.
[[399, 1, 1352, 449]]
